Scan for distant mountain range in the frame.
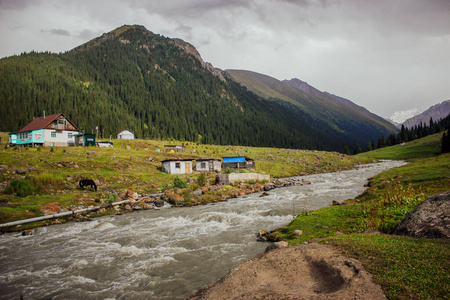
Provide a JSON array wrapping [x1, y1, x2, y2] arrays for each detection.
[[226, 70, 397, 147], [401, 100, 450, 129], [0, 25, 398, 152]]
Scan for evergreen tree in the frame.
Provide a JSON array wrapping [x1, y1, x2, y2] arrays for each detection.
[[353, 144, 362, 155], [441, 122, 450, 153], [343, 146, 350, 155], [371, 140, 376, 150], [377, 135, 386, 149]]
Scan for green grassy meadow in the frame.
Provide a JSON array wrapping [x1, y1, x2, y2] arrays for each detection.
[[275, 133, 449, 299], [0, 132, 362, 225]]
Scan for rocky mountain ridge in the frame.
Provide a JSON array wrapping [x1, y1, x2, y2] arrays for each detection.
[[401, 99, 450, 129]]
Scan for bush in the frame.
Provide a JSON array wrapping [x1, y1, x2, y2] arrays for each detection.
[[197, 173, 206, 187], [4, 179, 35, 197], [173, 176, 187, 189]]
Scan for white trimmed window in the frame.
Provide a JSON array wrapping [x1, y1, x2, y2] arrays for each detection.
[[51, 131, 56, 138]]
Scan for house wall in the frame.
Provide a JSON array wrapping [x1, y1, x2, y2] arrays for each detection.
[[163, 161, 192, 174], [8, 133, 17, 144], [213, 160, 222, 172], [43, 129, 77, 147], [196, 160, 222, 172], [196, 161, 209, 172], [15, 129, 45, 146], [217, 173, 270, 185]]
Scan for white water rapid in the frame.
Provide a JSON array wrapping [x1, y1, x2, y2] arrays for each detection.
[[0, 160, 405, 299]]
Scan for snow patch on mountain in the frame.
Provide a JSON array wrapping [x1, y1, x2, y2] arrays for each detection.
[[390, 108, 421, 124]]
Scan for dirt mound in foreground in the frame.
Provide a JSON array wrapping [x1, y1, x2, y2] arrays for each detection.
[[189, 243, 386, 299]]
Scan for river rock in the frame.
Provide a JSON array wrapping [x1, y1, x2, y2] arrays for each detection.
[[154, 199, 165, 207], [126, 190, 139, 199], [293, 230, 303, 236], [263, 183, 274, 191], [189, 243, 386, 300], [39, 203, 61, 215], [15, 168, 27, 175], [264, 241, 289, 252], [393, 191, 450, 239], [257, 230, 279, 242], [168, 194, 183, 205]]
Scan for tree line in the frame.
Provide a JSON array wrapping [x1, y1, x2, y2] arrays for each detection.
[[346, 114, 450, 155]]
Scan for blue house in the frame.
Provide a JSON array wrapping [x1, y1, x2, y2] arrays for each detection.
[[222, 156, 255, 170], [9, 113, 81, 147]]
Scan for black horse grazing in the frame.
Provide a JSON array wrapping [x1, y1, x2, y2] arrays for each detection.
[[79, 179, 97, 191]]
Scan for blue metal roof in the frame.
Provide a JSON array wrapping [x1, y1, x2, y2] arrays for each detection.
[[223, 156, 245, 163]]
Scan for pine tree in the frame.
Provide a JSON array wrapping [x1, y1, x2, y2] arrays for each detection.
[[441, 123, 450, 153]]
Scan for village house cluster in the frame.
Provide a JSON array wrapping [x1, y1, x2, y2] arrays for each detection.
[[7, 113, 257, 176], [8, 113, 135, 148]]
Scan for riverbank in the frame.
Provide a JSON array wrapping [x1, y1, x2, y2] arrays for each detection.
[[239, 133, 449, 300], [1, 133, 364, 231], [0, 159, 401, 300], [0, 175, 310, 232]]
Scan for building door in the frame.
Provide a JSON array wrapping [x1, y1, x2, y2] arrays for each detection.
[[185, 163, 191, 174]]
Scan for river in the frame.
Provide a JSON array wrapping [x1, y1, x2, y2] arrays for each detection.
[[0, 160, 405, 299]]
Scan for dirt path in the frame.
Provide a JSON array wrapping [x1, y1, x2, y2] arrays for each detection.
[[189, 243, 386, 299]]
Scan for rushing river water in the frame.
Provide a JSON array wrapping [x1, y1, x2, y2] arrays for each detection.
[[0, 160, 405, 300]]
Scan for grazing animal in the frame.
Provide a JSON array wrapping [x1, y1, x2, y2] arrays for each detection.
[[79, 179, 97, 191]]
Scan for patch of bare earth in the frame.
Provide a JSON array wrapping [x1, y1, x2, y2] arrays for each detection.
[[189, 243, 386, 299]]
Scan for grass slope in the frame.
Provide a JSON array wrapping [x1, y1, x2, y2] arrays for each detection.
[[0, 132, 362, 225], [274, 132, 450, 299]]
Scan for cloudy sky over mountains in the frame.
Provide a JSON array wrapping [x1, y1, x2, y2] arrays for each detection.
[[1, 0, 449, 118]]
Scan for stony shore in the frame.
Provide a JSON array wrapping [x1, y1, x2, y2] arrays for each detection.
[[8, 176, 312, 232]]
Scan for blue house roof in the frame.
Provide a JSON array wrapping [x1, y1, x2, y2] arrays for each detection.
[[222, 156, 245, 163]]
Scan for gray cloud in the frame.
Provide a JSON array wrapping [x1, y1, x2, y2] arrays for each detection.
[[42, 28, 71, 36], [0, 0, 448, 118]]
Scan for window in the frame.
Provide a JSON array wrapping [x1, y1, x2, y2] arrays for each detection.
[[175, 162, 181, 168], [201, 162, 206, 169], [68, 132, 73, 139], [51, 131, 56, 138]]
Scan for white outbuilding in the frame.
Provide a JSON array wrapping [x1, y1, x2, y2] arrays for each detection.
[[117, 130, 135, 140], [162, 159, 193, 174]]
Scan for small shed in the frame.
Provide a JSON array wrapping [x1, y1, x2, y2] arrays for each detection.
[[196, 159, 222, 172], [162, 159, 193, 174], [74, 133, 96, 146], [222, 156, 255, 170], [117, 130, 135, 140]]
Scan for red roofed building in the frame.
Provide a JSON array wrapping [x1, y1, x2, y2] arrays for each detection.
[[9, 113, 81, 147]]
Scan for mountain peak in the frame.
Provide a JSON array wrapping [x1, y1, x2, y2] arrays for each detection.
[[172, 38, 226, 81]]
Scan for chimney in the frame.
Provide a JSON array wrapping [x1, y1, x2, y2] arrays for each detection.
[[43, 110, 45, 119]]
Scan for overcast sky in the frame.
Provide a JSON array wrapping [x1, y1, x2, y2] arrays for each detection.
[[1, 0, 449, 119]]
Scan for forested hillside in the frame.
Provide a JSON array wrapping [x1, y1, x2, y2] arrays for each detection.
[[0, 25, 393, 151], [226, 70, 398, 150]]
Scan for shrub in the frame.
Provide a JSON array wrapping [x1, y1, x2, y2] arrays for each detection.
[[4, 179, 35, 197], [197, 173, 207, 187], [107, 193, 118, 204], [173, 176, 187, 189]]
